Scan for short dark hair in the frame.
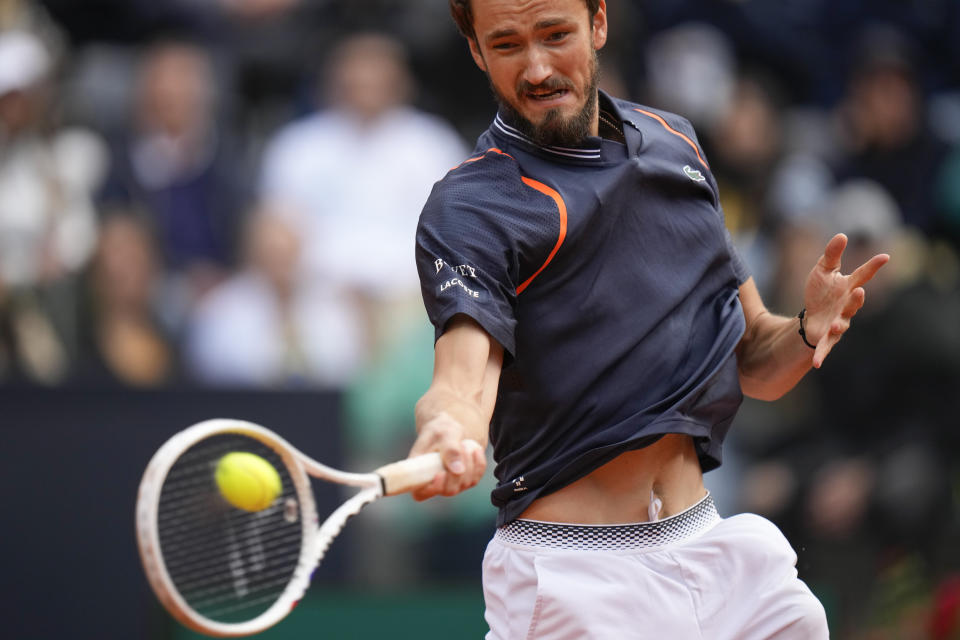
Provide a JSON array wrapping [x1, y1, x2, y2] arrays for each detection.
[[449, 0, 601, 43]]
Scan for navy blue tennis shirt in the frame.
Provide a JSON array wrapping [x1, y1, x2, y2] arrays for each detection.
[[416, 91, 750, 526]]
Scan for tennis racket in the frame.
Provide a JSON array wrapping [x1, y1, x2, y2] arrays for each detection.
[[135, 418, 443, 637]]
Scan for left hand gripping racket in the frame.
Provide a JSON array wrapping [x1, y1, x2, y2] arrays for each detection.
[[135, 418, 443, 637]]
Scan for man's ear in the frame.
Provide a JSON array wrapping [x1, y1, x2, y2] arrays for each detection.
[[468, 38, 488, 72], [592, 0, 608, 50]]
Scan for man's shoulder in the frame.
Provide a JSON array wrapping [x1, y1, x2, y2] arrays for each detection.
[[432, 135, 522, 192], [604, 93, 699, 138], [422, 139, 558, 225]]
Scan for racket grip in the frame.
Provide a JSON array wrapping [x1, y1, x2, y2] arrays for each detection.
[[375, 452, 445, 496]]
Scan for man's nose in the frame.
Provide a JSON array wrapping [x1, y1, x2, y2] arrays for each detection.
[[522, 47, 553, 87]]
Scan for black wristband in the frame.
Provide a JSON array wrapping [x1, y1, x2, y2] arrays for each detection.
[[798, 308, 816, 349]]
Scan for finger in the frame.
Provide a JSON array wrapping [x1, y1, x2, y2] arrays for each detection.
[[841, 287, 866, 317], [464, 441, 487, 489], [440, 475, 464, 496], [812, 332, 838, 369], [440, 464, 469, 496], [848, 253, 890, 288], [818, 233, 848, 272], [418, 413, 467, 475], [463, 438, 485, 462], [440, 441, 485, 496], [412, 472, 446, 501], [812, 314, 851, 368], [446, 458, 466, 475], [831, 316, 851, 335], [462, 439, 484, 480], [442, 440, 466, 476], [450, 438, 486, 475]]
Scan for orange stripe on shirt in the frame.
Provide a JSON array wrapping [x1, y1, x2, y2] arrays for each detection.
[[517, 177, 567, 295], [453, 147, 513, 170], [633, 108, 710, 170]]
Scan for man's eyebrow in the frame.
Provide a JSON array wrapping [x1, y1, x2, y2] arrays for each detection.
[[486, 28, 518, 42], [485, 18, 572, 43], [534, 19, 569, 30]]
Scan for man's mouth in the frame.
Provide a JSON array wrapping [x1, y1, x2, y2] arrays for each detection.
[[519, 79, 574, 103], [527, 88, 569, 101]]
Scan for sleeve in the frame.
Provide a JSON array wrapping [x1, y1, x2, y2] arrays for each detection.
[[724, 227, 751, 285], [415, 155, 539, 358], [668, 113, 752, 286]]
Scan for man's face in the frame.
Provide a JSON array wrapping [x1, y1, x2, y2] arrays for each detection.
[[468, 0, 607, 147]]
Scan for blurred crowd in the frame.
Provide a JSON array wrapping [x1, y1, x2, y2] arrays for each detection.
[[2, 0, 960, 636]]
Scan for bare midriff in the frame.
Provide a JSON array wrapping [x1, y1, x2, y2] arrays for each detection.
[[517, 434, 707, 524]]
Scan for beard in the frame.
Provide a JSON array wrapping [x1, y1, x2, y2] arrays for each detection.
[[490, 50, 601, 148]]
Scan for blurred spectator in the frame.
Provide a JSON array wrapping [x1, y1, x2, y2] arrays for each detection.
[[44, 0, 324, 153], [642, 22, 736, 133], [38, 0, 306, 43], [1, 0, 55, 34], [708, 73, 784, 236], [99, 37, 250, 331], [259, 32, 467, 361], [703, 71, 791, 295], [0, 28, 108, 384], [834, 25, 952, 237], [73, 213, 179, 387], [184, 206, 367, 388]]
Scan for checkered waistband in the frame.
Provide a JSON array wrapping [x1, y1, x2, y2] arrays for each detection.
[[495, 493, 719, 551]]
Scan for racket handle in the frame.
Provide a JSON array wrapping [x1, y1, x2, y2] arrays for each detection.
[[376, 452, 445, 496]]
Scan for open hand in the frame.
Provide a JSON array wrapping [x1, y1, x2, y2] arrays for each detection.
[[802, 233, 890, 368]]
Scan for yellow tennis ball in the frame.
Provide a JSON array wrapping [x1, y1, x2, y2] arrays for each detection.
[[215, 452, 282, 512]]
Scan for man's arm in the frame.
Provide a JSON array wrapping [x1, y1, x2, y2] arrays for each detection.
[[408, 314, 504, 500], [737, 233, 890, 401]]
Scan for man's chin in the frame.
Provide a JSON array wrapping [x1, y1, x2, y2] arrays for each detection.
[[522, 97, 577, 122], [527, 108, 570, 130], [534, 114, 592, 147], [496, 88, 596, 148]]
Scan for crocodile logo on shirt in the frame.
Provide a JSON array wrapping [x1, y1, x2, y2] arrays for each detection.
[[683, 165, 706, 182]]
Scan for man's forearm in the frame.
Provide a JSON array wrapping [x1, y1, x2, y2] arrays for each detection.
[[736, 309, 815, 401], [412, 314, 503, 445]]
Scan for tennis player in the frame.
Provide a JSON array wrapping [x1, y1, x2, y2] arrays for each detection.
[[409, 0, 889, 637]]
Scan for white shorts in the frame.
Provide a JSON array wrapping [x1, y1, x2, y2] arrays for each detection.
[[482, 494, 828, 639]]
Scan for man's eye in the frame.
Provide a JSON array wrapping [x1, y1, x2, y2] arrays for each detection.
[[546, 31, 569, 42], [493, 42, 518, 51]]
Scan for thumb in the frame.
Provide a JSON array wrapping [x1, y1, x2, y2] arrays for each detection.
[[441, 436, 466, 475]]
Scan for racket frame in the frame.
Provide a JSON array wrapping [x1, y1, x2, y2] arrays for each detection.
[[137, 419, 371, 636], [136, 418, 443, 637]]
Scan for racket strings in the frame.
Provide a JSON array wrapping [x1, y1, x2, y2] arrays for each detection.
[[158, 500, 298, 556], [161, 519, 302, 568], [203, 585, 303, 619], [184, 572, 302, 615], [157, 434, 304, 624], [166, 532, 303, 590]]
